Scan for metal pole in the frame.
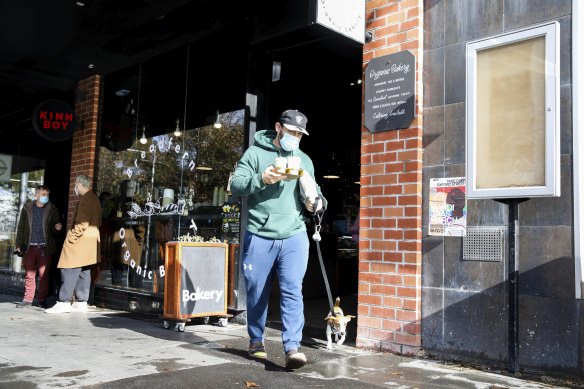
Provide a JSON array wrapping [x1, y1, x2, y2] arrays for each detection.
[[499, 198, 528, 373], [507, 199, 519, 373]]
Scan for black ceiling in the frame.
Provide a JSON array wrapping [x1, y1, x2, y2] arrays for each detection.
[[0, 0, 281, 138]]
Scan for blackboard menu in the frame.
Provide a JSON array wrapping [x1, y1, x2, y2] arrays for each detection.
[[179, 244, 227, 316], [364, 51, 415, 132]]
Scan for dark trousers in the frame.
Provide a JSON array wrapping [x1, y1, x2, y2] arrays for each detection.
[[59, 266, 91, 302]]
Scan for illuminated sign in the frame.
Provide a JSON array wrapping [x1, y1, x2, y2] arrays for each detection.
[[32, 100, 77, 142]]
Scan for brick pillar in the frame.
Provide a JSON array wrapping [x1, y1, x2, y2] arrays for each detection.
[[357, 0, 423, 355], [68, 75, 102, 228]]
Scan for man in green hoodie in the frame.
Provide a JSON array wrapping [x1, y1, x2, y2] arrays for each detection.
[[230, 109, 326, 370]]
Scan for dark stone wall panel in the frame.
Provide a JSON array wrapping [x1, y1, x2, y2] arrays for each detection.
[[443, 237, 506, 293], [504, 0, 571, 31], [520, 155, 573, 227], [444, 43, 465, 104], [442, 290, 507, 361], [424, 0, 445, 51], [421, 288, 444, 350], [423, 235, 444, 288], [561, 84, 573, 154], [445, 0, 504, 45], [518, 226, 574, 298], [466, 199, 508, 226], [423, 106, 445, 166], [444, 102, 465, 164], [558, 16, 572, 85], [423, 48, 445, 108], [518, 295, 578, 370]]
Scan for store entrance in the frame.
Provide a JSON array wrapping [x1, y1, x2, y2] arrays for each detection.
[[263, 35, 363, 345]]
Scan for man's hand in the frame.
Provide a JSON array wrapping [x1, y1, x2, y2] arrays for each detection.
[[304, 197, 323, 214], [55, 223, 62, 231], [262, 165, 284, 185]]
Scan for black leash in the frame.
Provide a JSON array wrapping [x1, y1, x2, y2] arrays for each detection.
[[311, 197, 336, 315]]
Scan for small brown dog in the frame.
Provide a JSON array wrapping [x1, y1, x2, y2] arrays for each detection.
[[325, 297, 355, 350]]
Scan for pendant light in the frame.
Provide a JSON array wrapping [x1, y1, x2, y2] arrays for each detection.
[[213, 110, 222, 129], [139, 126, 147, 144], [174, 118, 181, 137]]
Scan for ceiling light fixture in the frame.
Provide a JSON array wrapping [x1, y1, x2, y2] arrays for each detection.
[[139, 126, 147, 144], [76, 1, 85, 7], [174, 118, 181, 137], [213, 110, 222, 129], [323, 175, 340, 179]]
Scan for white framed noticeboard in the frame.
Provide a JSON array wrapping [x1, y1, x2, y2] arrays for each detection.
[[466, 22, 560, 199]]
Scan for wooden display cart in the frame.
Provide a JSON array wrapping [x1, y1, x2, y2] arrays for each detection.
[[163, 241, 231, 331]]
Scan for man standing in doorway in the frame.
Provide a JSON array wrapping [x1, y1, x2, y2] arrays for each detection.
[[230, 109, 326, 370], [15, 185, 62, 308], [46, 174, 101, 314]]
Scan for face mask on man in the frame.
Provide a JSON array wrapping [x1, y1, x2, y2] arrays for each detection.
[[279, 131, 300, 152], [39, 196, 49, 204]]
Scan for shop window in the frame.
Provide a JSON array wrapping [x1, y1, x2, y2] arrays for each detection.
[[0, 153, 45, 272], [466, 22, 560, 199], [96, 111, 244, 293]]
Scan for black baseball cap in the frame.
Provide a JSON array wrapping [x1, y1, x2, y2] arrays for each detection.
[[279, 109, 309, 135]]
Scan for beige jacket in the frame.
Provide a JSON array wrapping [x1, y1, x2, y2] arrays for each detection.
[[58, 191, 102, 268]]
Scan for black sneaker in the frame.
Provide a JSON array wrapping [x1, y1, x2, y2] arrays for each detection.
[[285, 350, 307, 370], [16, 300, 32, 308], [38, 300, 48, 309]]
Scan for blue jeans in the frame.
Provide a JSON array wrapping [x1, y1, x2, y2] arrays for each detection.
[[242, 231, 309, 353]]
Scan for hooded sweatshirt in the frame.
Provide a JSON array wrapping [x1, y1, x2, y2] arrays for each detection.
[[230, 130, 326, 239]]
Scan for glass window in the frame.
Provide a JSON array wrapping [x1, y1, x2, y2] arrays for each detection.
[[96, 111, 244, 293], [466, 22, 560, 199], [0, 153, 45, 272]]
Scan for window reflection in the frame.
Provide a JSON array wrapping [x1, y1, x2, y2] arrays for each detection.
[[0, 154, 45, 272], [96, 110, 244, 293]]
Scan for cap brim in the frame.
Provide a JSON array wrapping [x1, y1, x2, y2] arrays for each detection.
[[283, 124, 309, 135]]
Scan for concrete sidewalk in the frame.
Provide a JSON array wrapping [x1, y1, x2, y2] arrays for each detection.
[[0, 294, 577, 388]]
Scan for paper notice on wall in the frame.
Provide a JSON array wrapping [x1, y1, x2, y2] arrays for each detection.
[[429, 177, 467, 236], [0, 154, 12, 182]]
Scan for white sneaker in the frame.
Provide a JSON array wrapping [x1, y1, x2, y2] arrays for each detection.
[[71, 301, 88, 312], [45, 301, 72, 314]]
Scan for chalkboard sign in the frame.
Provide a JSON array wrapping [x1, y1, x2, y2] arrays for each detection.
[[179, 245, 227, 315], [364, 51, 416, 132], [164, 242, 227, 319]]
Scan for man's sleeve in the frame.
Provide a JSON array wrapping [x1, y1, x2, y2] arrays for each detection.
[[229, 149, 267, 196], [67, 197, 91, 243], [304, 157, 328, 211], [49, 206, 60, 232], [15, 208, 27, 247]]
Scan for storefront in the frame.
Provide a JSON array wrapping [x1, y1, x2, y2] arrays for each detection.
[[84, 5, 365, 318], [3, 0, 584, 377]]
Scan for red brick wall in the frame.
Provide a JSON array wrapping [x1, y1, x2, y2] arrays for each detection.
[[358, 0, 423, 355], [67, 75, 102, 228]]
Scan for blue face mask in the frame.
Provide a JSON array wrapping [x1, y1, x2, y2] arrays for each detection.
[[280, 132, 300, 152], [39, 196, 49, 204]]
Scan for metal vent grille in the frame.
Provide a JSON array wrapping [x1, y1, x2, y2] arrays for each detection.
[[463, 227, 505, 262]]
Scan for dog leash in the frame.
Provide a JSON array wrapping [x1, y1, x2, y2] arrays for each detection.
[[311, 197, 336, 315]]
